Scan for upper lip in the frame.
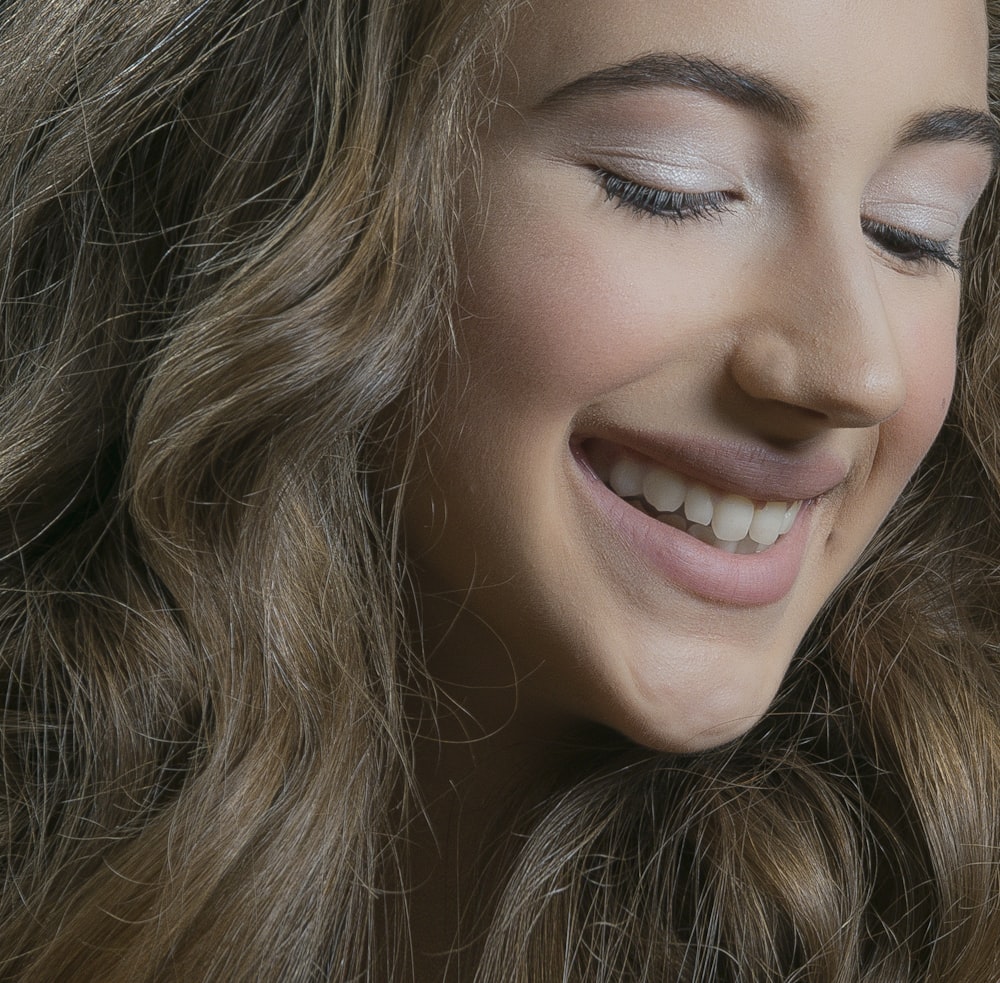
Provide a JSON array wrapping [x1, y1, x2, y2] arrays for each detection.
[[577, 430, 852, 503]]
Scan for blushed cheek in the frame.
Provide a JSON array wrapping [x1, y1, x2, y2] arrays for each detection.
[[458, 191, 729, 409], [458, 214, 639, 400]]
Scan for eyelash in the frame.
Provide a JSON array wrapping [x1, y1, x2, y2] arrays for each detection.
[[598, 169, 733, 223], [860, 220, 960, 272], [596, 169, 962, 273]]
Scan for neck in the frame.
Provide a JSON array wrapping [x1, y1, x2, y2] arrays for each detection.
[[400, 704, 580, 980], [391, 587, 612, 981]]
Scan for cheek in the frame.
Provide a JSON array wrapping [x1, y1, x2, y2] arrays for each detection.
[[867, 293, 958, 518], [457, 160, 738, 404], [459, 201, 633, 399], [892, 298, 958, 463]]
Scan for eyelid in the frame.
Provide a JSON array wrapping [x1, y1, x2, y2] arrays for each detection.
[[863, 200, 963, 242], [597, 169, 960, 272], [865, 145, 995, 228], [861, 219, 961, 273], [596, 168, 736, 222], [861, 197, 976, 273], [584, 147, 744, 195]]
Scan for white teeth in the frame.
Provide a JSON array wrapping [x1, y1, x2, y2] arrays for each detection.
[[604, 454, 806, 555], [683, 483, 714, 526], [748, 500, 787, 546], [711, 494, 755, 543], [779, 499, 801, 534], [642, 468, 686, 513], [609, 458, 645, 498]]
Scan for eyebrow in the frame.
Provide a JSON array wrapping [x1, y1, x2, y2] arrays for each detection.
[[538, 52, 1000, 165], [900, 108, 1000, 167], [537, 54, 809, 127]]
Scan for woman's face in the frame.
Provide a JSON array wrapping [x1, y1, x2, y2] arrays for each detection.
[[405, 0, 996, 751]]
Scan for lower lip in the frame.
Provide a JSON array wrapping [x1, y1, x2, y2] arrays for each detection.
[[571, 446, 814, 607]]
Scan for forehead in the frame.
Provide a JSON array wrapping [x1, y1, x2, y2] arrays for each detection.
[[501, 0, 990, 115]]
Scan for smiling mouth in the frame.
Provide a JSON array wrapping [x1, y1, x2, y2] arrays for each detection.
[[602, 456, 803, 555]]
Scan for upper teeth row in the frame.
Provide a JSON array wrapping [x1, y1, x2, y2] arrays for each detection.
[[608, 457, 802, 547]]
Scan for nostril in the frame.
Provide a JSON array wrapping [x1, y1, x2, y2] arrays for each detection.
[[728, 322, 907, 430]]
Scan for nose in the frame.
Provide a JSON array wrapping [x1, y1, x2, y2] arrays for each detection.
[[729, 217, 907, 433]]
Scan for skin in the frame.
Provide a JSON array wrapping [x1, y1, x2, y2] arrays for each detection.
[[403, 0, 995, 757], [395, 2, 996, 977]]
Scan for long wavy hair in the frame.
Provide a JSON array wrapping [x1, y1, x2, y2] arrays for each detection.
[[2, 1, 999, 980]]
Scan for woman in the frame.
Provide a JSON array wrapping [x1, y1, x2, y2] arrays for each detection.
[[2, 0, 999, 979]]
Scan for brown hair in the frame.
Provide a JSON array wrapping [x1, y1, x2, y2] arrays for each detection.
[[2, 0, 999, 980]]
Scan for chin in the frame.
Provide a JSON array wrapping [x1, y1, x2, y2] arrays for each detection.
[[610, 697, 771, 754], [559, 641, 791, 755]]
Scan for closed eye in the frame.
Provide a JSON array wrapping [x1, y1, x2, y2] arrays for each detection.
[[861, 219, 960, 272], [596, 169, 735, 222], [598, 168, 962, 273]]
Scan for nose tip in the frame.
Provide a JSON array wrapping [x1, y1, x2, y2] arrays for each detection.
[[729, 327, 907, 430], [729, 215, 913, 434]]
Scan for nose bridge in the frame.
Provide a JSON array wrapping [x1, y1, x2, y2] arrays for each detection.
[[731, 210, 907, 430]]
